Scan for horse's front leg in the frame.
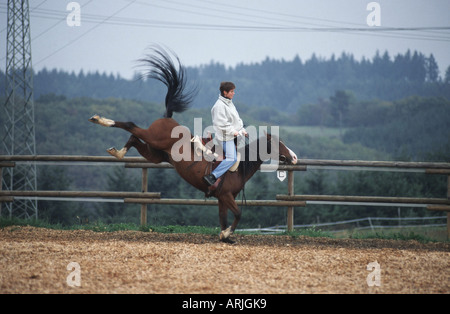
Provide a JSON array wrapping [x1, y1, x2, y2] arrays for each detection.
[[228, 198, 241, 236], [218, 199, 228, 236], [218, 195, 241, 244]]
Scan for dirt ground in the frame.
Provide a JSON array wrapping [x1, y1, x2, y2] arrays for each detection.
[[0, 226, 448, 294]]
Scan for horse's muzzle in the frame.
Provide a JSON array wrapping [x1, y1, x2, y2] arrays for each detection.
[[280, 153, 298, 165]]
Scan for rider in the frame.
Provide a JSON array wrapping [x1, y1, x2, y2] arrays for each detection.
[[203, 81, 247, 186]]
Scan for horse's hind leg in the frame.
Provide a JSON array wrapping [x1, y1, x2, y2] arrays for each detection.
[[107, 134, 139, 159], [89, 115, 172, 157], [89, 115, 152, 142], [109, 134, 168, 164], [89, 115, 115, 127], [89, 115, 139, 132]]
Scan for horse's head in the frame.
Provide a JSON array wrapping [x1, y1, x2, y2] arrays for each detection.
[[265, 132, 298, 165]]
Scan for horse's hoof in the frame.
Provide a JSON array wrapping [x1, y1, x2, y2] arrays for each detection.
[[219, 227, 235, 244], [220, 237, 235, 244], [107, 147, 126, 159], [89, 115, 114, 127], [89, 115, 100, 123], [107, 147, 117, 156]]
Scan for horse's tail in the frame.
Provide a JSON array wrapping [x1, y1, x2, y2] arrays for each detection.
[[139, 46, 197, 118]]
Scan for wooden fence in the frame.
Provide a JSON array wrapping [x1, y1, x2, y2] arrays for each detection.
[[1, 155, 449, 237]]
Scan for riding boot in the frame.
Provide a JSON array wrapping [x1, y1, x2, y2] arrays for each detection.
[[203, 174, 216, 186]]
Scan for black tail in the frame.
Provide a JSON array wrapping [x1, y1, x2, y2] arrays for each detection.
[[139, 46, 197, 118]]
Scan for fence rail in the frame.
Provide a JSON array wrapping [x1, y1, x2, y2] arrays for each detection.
[[1, 155, 449, 238], [276, 194, 450, 209], [237, 216, 448, 234]]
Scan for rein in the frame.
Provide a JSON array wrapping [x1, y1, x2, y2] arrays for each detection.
[[239, 134, 251, 208]]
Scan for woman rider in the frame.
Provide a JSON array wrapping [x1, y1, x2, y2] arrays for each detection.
[[203, 81, 247, 186]]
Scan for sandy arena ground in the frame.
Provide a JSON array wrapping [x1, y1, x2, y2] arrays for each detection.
[[0, 226, 448, 294]]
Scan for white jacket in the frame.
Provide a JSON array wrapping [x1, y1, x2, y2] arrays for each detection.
[[211, 95, 244, 141]]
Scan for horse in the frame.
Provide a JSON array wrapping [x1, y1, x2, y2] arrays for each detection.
[[89, 47, 298, 243]]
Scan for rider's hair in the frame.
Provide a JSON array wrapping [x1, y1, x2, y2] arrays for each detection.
[[219, 82, 236, 96]]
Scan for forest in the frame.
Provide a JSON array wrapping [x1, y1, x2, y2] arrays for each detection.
[[1, 49, 450, 111], [0, 49, 449, 228]]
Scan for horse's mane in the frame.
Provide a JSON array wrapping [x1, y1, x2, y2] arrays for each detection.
[[139, 46, 198, 118], [238, 137, 267, 178]]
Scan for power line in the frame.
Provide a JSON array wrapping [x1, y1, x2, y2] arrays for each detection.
[[191, 0, 364, 28], [31, 0, 95, 42], [0, 0, 48, 34], [146, 0, 450, 42], [3, 2, 448, 38], [7, 4, 449, 37], [33, 0, 137, 66], [2, 4, 449, 42], [1, 2, 449, 68]]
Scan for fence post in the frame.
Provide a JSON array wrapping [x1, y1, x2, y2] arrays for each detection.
[[141, 168, 148, 226], [447, 175, 450, 240], [287, 170, 294, 232], [0, 166, 2, 217], [0, 162, 14, 217]]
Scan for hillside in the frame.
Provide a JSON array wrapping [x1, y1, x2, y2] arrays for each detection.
[[1, 49, 449, 113]]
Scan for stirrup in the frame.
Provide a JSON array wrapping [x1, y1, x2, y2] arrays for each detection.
[[208, 177, 222, 191], [203, 174, 216, 186]]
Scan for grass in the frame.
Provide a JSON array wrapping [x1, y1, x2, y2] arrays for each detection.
[[350, 231, 431, 242], [0, 217, 220, 235], [0, 217, 335, 238], [345, 227, 448, 243], [0, 217, 446, 243]]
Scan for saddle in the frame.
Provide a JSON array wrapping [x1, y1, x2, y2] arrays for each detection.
[[191, 134, 241, 196], [191, 135, 241, 172]]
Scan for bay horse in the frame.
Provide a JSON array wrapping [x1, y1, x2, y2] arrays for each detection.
[[89, 47, 298, 243]]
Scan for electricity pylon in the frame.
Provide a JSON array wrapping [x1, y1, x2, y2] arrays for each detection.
[[2, 0, 37, 219]]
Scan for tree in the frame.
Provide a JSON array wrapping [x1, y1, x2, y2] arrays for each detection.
[[426, 54, 439, 82], [37, 166, 79, 225], [330, 90, 352, 137], [100, 166, 140, 223], [410, 51, 426, 82], [444, 65, 450, 85]]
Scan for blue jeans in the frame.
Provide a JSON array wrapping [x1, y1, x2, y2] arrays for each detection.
[[212, 139, 237, 179]]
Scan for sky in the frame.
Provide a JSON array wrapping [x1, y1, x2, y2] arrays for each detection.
[[1, 0, 450, 79]]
